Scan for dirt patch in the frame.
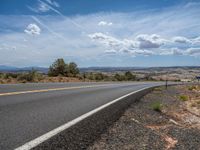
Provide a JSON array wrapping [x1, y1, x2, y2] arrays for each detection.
[[88, 85, 200, 150], [0, 76, 85, 84]]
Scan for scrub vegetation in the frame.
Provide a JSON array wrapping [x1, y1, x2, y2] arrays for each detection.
[[0, 58, 139, 84]]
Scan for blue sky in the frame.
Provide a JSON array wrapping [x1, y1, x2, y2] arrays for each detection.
[[0, 0, 200, 67]]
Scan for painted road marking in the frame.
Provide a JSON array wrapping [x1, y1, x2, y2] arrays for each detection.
[[15, 86, 151, 150], [0, 84, 115, 96]]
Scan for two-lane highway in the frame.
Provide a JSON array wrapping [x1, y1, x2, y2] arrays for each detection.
[[0, 82, 165, 150]]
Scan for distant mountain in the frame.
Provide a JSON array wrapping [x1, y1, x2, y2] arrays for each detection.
[[0, 65, 19, 71], [80, 66, 200, 72], [0, 65, 199, 74], [0, 65, 48, 73], [79, 67, 147, 72]]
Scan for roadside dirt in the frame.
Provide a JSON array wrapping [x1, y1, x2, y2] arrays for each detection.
[[0, 76, 84, 84], [88, 84, 200, 150]]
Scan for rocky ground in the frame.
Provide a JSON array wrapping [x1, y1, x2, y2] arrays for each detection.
[[89, 84, 200, 150]]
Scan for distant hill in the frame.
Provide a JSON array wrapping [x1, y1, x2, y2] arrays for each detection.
[[0, 65, 19, 71], [0, 65, 199, 74], [80, 66, 200, 72], [0, 65, 48, 73]]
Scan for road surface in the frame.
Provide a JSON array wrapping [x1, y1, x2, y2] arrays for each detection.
[[0, 82, 165, 150]]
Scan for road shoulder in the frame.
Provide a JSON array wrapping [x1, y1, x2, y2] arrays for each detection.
[[89, 85, 200, 150]]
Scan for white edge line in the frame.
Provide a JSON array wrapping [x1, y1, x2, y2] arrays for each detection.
[[15, 86, 151, 150]]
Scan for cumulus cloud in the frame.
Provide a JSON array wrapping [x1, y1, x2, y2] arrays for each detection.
[[186, 48, 200, 55], [104, 49, 117, 54], [24, 23, 41, 35], [88, 32, 200, 57], [88, 32, 139, 54], [192, 36, 200, 44], [88, 32, 123, 49], [88, 31, 200, 57], [2, 2, 200, 67], [131, 49, 154, 56], [172, 48, 184, 55], [88, 32, 159, 56], [172, 36, 191, 44], [98, 21, 113, 26], [135, 34, 165, 49]]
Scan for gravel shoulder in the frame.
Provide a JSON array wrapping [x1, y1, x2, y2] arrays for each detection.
[[89, 84, 200, 150]]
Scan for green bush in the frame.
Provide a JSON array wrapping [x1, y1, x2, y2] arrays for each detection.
[[114, 72, 136, 81], [179, 95, 188, 101], [68, 62, 79, 77], [17, 69, 42, 82], [124, 71, 136, 81], [114, 73, 125, 81], [0, 73, 19, 79], [48, 58, 68, 76], [150, 102, 163, 112]]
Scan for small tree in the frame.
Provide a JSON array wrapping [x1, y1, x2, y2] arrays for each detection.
[[68, 62, 79, 77], [125, 71, 136, 81], [48, 58, 68, 76]]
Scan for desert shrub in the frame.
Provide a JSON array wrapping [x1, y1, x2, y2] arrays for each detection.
[[154, 87, 162, 91], [188, 86, 196, 91], [114, 73, 125, 81], [17, 70, 42, 82], [150, 102, 163, 112], [0, 73, 4, 79], [84, 72, 108, 81], [124, 71, 136, 81], [179, 95, 188, 101], [114, 72, 136, 81], [94, 73, 104, 81]]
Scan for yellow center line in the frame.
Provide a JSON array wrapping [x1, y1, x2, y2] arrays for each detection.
[[0, 84, 113, 96]]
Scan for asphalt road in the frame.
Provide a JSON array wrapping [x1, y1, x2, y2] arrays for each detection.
[[0, 82, 165, 150]]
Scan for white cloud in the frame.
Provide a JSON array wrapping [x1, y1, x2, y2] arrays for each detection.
[[104, 49, 117, 54], [28, 0, 59, 13], [38, 1, 51, 12], [172, 48, 184, 55], [88, 32, 137, 54], [172, 36, 191, 44], [192, 36, 200, 44], [135, 34, 165, 49], [88, 32, 200, 57], [131, 49, 154, 56], [98, 21, 113, 26], [88, 32, 166, 55], [24, 23, 41, 35], [2, 2, 200, 66], [186, 48, 200, 55], [88, 32, 123, 49], [45, 0, 59, 8], [28, 0, 83, 30], [31, 16, 67, 40]]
